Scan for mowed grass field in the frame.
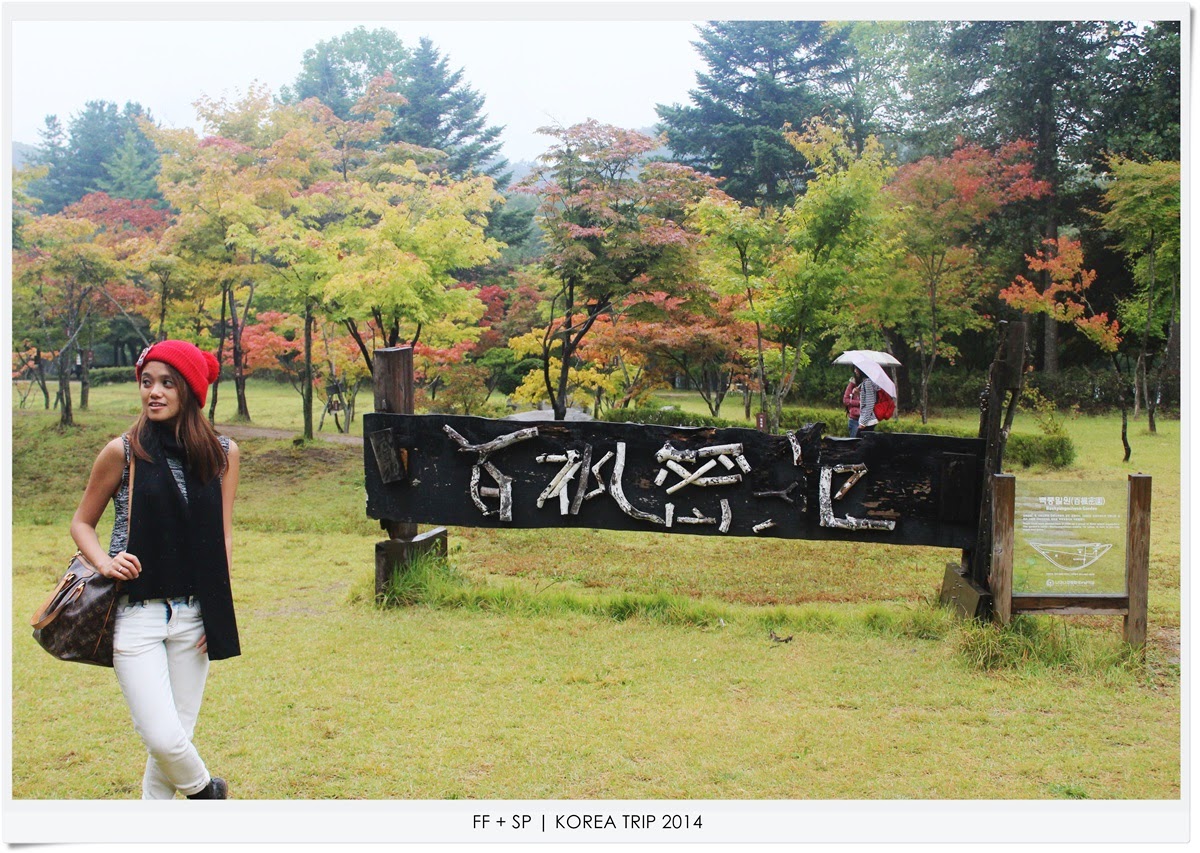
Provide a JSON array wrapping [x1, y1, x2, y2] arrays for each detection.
[[9, 381, 1181, 799]]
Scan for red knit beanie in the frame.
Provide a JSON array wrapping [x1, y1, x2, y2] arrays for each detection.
[[136, 340, 221, 407]]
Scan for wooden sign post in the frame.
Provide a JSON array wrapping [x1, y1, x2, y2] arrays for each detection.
[[939, 321, 1027, 619], [990, 473, 1151, 647], [371, 347, 448, 600]]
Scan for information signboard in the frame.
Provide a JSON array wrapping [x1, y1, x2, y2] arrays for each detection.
[[1013, 480, 1128, 595]]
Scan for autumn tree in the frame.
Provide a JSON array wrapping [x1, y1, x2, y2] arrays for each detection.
[[900, 21, 1122, 378], [14, 213, 124, 426], [1096, 156, 1180, 432], [1000, 236, 1130, 459], [690, 192, 784, 420], [467, 278, 545, 395], [149, 86, 322, 423], [56, 192, 169, 402], [619, 289, 754, 417], [520, 121, 715, 420], [238, 80, 499, 437], [882, 139, 1050, 421]]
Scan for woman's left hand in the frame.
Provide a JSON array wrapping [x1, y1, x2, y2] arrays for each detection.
[[196, 634, 208, 654]]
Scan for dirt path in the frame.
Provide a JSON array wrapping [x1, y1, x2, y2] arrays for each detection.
[[215, 423, 364, 446]]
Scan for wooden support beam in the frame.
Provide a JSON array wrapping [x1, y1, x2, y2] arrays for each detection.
[[939, 563, 992, 620], [375, 528, 449, 599], [373, 346, 427, 600], [1124, 474, 1151, 647], [1012, 594, 1129, 615], [989, 474, 1015, 626], [374, 346, 414, 421], [966, 321, 1027, 592]]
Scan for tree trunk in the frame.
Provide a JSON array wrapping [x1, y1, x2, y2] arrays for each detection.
[[553, 344, 570, 421], [80, 360, 90, 409], [1141, 237, 1157, 432], [79, 331, 91, 410], [208, 286, 228, 425], [228, 285, 252, 422], [158, 276, 169, 341], [1151, 299, 1179, 432], [344, 317, 374, 376], [36, 350, 49, 409], [303, 300, 315, 440], [1112, 355, 1132, 462], [57, 348, 74, 428], [1132, 353, 1144, 417]]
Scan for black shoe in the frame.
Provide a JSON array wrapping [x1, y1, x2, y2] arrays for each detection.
[[186, 777, 229, 799]]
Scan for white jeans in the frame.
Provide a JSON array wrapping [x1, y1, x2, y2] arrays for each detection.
[[113, 596, 211, 799]]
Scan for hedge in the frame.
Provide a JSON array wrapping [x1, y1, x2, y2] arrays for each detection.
[[1005, 433, 1077, 469], [600, 406, 743, 429], [605, 406, 1075, 469], [87, 366, 137, 386]]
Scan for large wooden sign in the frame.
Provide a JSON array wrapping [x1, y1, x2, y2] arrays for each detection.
[[364, 413, 986, 550]]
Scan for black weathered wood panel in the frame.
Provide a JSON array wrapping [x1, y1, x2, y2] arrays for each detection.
[[364, 413, 985, 549]]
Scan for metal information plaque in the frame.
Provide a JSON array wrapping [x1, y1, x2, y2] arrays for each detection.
[[1013, 480, 1128, 595]]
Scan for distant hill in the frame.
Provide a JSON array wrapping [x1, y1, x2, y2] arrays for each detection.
[[507, 159, 536, 184], [13, 141, 38, 170]]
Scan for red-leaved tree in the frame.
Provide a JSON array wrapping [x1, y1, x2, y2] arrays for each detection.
[[883, 139, 1052, 420]]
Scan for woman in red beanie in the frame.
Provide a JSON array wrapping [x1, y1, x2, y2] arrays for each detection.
[[70, 340, 240, 799]]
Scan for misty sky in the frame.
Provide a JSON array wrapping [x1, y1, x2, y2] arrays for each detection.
[[8, 15, 711, 163]]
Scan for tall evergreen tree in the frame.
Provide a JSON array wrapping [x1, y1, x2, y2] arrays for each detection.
[[387, 37, 509, 184], [283, 29, 508, 183], [31, 116, 72, 213], [1092, 21, 1181, 163], [30, 101, 159, 213], [656, 21, 849, 207], [98, 129, 161, 201]]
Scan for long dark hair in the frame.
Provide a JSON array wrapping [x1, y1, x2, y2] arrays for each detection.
[[128, 363, 227, 483]]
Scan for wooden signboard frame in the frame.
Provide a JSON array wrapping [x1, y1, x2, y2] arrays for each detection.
[[366, 346, 990, 602], [989, 472, 1151, 646]]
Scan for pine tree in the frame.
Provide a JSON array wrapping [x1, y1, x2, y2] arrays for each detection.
[[655, 21, 835, 207], [29, 101, 159, 213], [387, 37, 509, 184], [284, 30, 509, 185], [98, 129, 161, 201], [30, 116, 72, 213]]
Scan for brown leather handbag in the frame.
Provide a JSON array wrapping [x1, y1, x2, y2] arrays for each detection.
[[30, 455, 135, 667]]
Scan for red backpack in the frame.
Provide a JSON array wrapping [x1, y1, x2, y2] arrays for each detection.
[[874, 389, 895, 421]]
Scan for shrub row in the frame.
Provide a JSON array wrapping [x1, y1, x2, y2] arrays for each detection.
[[600, 406, 743, 429], [1006, 433, 1077, 468], [604, 405, 1074, 468], [87, 366, 137, 385]]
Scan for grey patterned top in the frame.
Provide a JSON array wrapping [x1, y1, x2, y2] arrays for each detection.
[[108, 433, 230, 556]]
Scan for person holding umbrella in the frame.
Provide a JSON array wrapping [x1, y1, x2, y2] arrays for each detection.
[[857, 369, 879, 433], [842, 371, 861, 437], [833, 350, 899, 435]]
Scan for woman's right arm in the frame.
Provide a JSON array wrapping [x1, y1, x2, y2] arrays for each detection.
[[70, 438, 141, 581]]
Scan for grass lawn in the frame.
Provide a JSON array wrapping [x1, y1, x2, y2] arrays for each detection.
[[9, 382, 1182, 800]]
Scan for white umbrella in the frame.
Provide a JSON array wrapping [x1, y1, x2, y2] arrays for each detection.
[[834, 349, 900, 367], [835, 350, 898, 398]]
